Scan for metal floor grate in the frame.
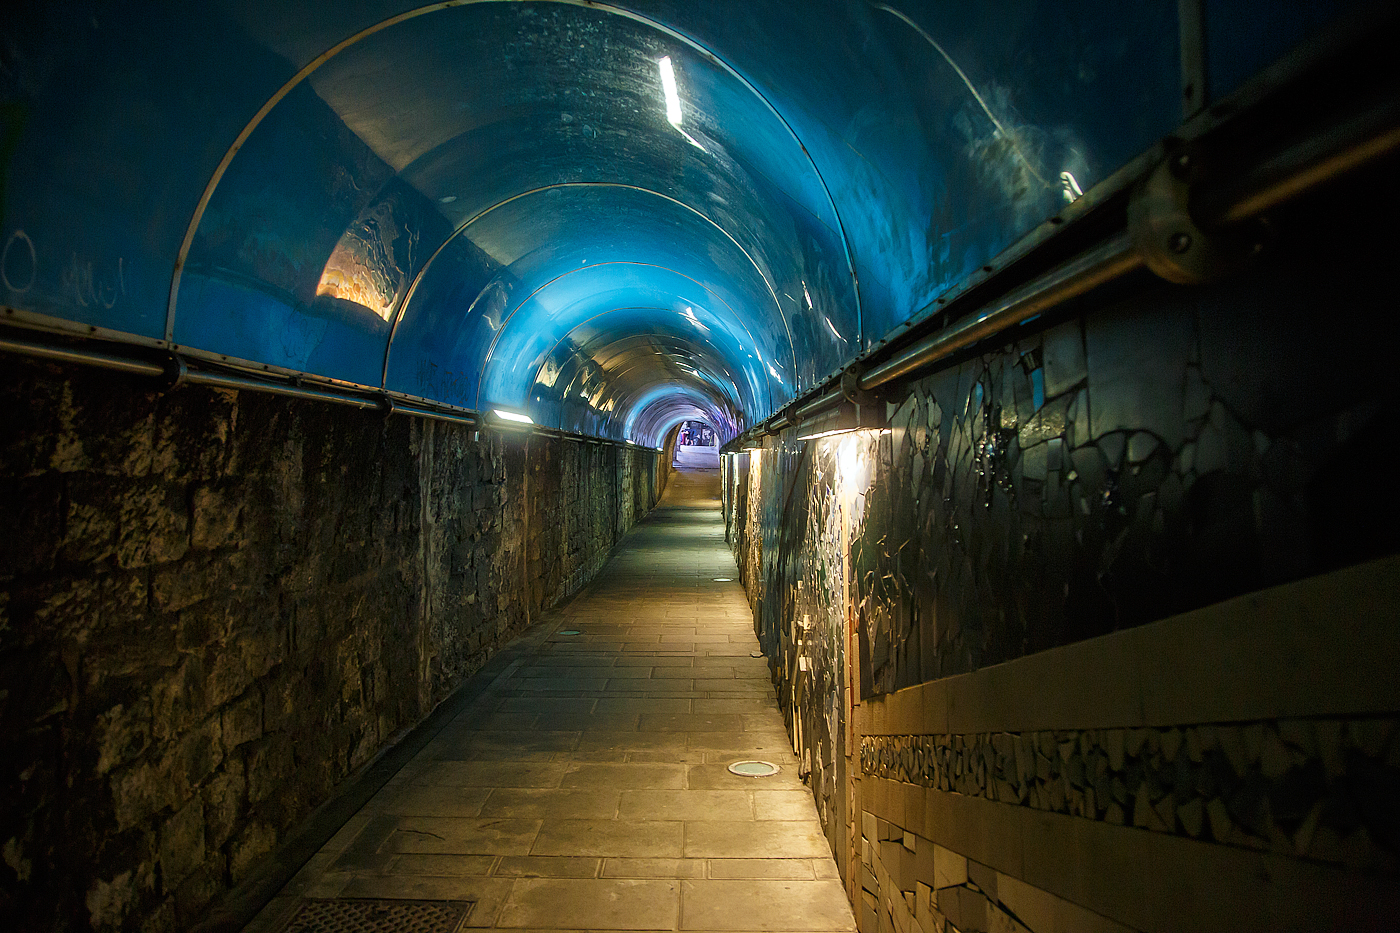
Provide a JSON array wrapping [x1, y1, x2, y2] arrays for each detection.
[[274, 898, 473, 933]]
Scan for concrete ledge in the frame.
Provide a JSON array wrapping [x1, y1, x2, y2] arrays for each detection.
[[864, 776, 1400, 933], [861, 554, 1400, 735]]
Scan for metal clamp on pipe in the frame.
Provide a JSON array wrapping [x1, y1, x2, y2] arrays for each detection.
[[161, 355, 190, 391], [1127, 146, 1263, 285], [841, 369, 884, 430]]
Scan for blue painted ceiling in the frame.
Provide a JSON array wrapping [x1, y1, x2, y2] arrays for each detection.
[[0, 0, 1345, 445]]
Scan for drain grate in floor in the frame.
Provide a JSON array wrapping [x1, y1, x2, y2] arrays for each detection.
[[274, 898, 473, 933]]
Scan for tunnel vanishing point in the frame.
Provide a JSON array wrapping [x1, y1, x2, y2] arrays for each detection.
[[3, 2, 1400, 931]]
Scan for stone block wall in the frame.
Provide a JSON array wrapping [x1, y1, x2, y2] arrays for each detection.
[[0, 357, 660, 932]]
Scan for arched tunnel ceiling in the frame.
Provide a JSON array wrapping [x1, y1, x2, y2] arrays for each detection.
[[0, 0, 1350, 445]]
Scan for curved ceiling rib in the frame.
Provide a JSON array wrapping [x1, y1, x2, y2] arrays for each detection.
[[536, 328, 750, 444], [382, 181, 799, 390], [4, 0, 1209, 446], [626, 389, 729, 446], [163, 0, 861, 444], [476, 261, 777, 412], [530, 314, 750, 416]]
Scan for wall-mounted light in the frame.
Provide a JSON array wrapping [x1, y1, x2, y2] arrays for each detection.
[[796, 400, 858, 441], [837, 435, 867, 489], [797, 427, 854, 440], [491, 408, 534, 427]]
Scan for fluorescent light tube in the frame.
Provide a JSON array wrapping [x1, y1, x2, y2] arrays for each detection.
[[659, 56, 682, 126]]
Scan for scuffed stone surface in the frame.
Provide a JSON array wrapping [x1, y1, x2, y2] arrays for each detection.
[[0, 359, 661, 931]]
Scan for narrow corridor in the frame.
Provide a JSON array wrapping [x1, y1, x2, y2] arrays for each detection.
[[245, 455, 855, 932]]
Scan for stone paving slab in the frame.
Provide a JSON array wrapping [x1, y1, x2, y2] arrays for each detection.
[[241, 463, 854, 933], [679, 880, 856, 931]]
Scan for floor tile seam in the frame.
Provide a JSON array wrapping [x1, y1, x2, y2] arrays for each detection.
[[509, 675, 767, 683], [495, 686, 772, 694]]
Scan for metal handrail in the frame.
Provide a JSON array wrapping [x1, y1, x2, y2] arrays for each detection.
[[183, 369, 386, 411], [2, 330, 692, 449], [859, 233, 1142, 391], [0, 334, 167, 377], [0, 332, 689, 442]]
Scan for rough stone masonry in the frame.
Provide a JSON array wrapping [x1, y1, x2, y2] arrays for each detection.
[[0, 357, 662, 932]]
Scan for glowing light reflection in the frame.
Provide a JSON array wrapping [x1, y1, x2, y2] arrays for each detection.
[[659, 56, 708, 152], [493, 408, 534, 425], [659, 56, 683, 126], [1060, 171, 1084, 203]]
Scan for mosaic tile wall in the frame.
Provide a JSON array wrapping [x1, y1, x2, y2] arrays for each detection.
[[850, 216, 1400, 694], [727, 179, 1400, 928], [860, 718, 1400, 872], [739, 228, 1400, 708], [732, 439, 862, 863], [782, 442, 847, 853]]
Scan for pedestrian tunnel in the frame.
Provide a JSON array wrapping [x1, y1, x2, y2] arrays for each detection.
[[2, 2, 1400, 932]]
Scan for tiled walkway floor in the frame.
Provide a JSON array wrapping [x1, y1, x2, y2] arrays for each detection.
[[245, 451, 856, 932]]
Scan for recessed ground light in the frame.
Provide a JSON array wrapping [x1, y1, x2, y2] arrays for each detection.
[[728, 760, 780, 777], [713, 577, 732, 582], [557, 630, 582, 636]]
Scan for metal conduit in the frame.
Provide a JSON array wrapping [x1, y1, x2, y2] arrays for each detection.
[[391, 403, 478, 427], [771, 234, 1144, 431], [795, 389, 841, 422], [859, 233, 1143, 391], [183, 369, 386, 411], [1, 335, 692, 454], [0, 334, 167, 377], [0, 331, 677, 451], [1195, 99, 1400, 227], [0, 333, 484, 426]]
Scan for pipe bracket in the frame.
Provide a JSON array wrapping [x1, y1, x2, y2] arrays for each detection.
[[160, 355, 189, 391], [1128, 146, 1260, 284]]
